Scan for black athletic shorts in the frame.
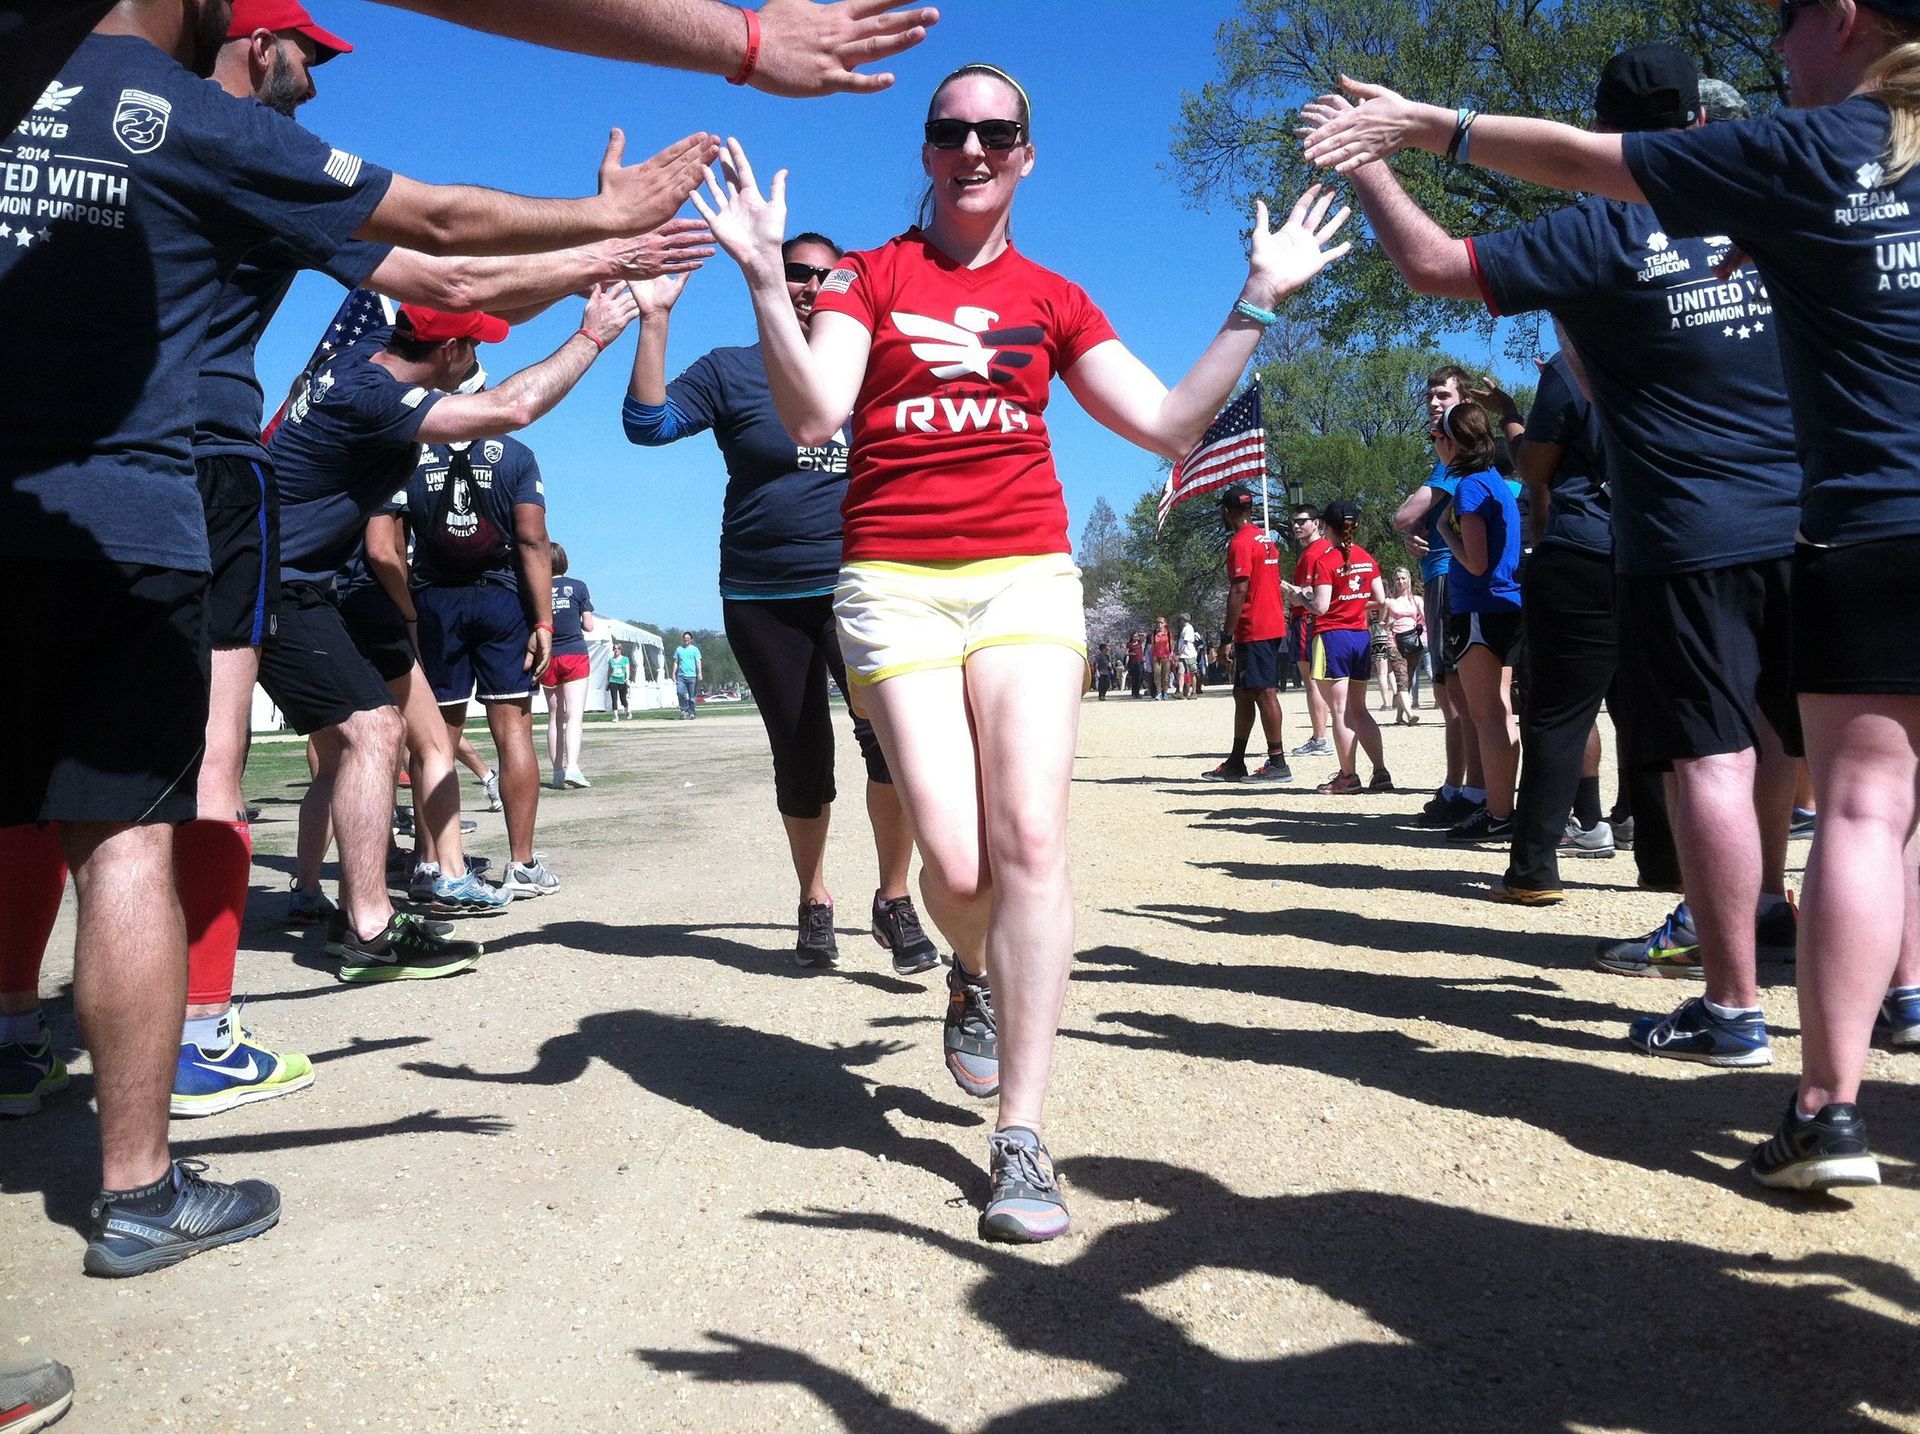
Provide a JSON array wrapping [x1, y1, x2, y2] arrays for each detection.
[[2, 560, 207, 825], [195, 453, 278, 648], [1444, 608, 1523, 669], [1424, 573, 1458, 678], [1234, 635, 1285, 691], [1615, 556, 1803, 767], [1794, 536, 1920, 694], [259, 581, 398, 735]]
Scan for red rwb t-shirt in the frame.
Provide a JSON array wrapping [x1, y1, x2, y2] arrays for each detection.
[[1289, 534, 1333, 633], [811, 230, 1117, 562], [1227, 523, 1287, 642], [1306, 541, 1380, 632]]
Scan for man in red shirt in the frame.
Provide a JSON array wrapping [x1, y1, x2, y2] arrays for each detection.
[[1204, 487, 1292, 782], [1287, 503, 1336, 756]]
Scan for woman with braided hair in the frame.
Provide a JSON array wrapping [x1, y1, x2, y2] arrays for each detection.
[[1290, 498, 1391, 794]]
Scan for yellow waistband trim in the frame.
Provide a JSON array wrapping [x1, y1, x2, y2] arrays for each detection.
[[845, 554, 1068, 579]]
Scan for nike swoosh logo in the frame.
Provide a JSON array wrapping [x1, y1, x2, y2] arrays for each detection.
[[194, 1054, 260, 1081]]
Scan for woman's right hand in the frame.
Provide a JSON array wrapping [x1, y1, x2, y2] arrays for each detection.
[[689, 137, 788, 279], [630, 271, 691, 319]]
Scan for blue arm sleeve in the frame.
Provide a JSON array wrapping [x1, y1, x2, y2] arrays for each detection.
[[621, 395, 697, 446]]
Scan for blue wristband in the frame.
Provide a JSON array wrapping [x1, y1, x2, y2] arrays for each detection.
[[1233, 298, 1281, 327]]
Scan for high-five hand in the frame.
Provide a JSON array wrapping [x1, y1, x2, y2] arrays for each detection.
[[1299, 78, 1433, 173], [597, 130, 724, 235], [688, 138, 789, 277], [597, 218, 716, 283], [753, 0, 940, 97], [582, 280, 642, 347], [1244, 186, 1354, 310], [629, 270, 692, 319]]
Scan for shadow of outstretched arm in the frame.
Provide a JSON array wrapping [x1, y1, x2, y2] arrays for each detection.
[[637, 1334, 947, 1433], [405, 1031, 593, 1087]]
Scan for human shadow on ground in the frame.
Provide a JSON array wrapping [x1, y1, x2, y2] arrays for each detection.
[[403, 1008, 985, 1198], [641, 1159, 1920, 1432], [1066, 1009, 1920, 1190], [1072, 943, 1655, 1055], [482, 919, 928, 996]]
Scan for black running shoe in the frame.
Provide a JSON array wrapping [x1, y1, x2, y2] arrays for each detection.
[[1446, 806, 1510, 844], [324, 909, 455, 948], [329, 913, 481, 982], [1750, 1101, 1879, 1192], [944, 964, 999, 1098], [794, 899, 839, 968], [1417, 791, 1473, 829], [1201, 760, 1248, 783], [84, 1159, 280, 1278], [872, 891, 939, 976]]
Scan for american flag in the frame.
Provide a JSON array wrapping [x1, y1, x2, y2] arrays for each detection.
[[1157, 381, 1266, 530], [261, 288, 397, 442]]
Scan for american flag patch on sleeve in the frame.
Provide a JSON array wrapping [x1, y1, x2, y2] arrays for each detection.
[[323, 148, 364, 186], [821, 267, 857, 295]]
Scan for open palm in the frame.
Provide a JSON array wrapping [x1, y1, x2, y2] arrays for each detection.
[[689, 137, 789, 273], [1248, 185, 1353, 307]]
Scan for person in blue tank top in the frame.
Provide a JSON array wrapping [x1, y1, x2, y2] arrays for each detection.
[[622, 231, 938, 976]]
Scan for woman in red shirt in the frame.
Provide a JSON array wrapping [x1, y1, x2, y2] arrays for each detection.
[[694, 64, 1350, 1243], [1292, 499, 1391, 794], [1150, 617, 1174, 699]]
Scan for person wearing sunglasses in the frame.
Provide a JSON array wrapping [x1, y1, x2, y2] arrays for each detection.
[[693, 61, 1350, 1242], [623, 231, 938, 979], [1300, 1, 1920, 1193]]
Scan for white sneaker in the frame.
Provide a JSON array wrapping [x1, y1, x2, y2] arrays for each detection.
[[481, 770, 502, 812], [1559, 818, 1616, 859], [502, 859, 561, 898], [563, 768, 591, 789]]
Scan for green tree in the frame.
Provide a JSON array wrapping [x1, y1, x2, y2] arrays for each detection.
[[1076, 495, 1125, 595], [1171, 0, 1784, 352]]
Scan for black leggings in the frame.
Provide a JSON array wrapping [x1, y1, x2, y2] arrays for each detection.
[[722, 594, 890, 819]]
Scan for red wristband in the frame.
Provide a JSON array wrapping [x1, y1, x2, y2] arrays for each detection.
[[534, 622, 554, 633], [575, 328, 607, 354], [728, 7, 761, 86]]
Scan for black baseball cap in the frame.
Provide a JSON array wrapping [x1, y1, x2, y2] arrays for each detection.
[[1321, 498, 1360, 527], [1217, 484, 1255, 511], [1594, 44, 1700, 133]]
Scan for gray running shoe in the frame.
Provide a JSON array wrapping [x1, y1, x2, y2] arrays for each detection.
[[430, 869, 511, 916], [481, 770, 503, 812], [84, 1160, 280, 1278], [1289, 735, 1334, 757], [794, 899, 839, 968], [1559, 818, 1616, 859], [872, 891, 939, 975], [0, 1357, 74, 1432], [407, 861, 441, 906], [502, 860, 561, 898], [980, 1127, 1070, 1243], [944, 963, 1000, 1098]]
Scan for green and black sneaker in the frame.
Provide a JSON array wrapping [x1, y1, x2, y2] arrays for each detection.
[[328, 913, 482, 983]]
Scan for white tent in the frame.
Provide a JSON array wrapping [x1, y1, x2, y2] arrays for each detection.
[[562, 617, 672, 713]]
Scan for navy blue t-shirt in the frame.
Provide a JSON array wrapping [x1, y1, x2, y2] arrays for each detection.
[[404, 436, 545, 593], [1471, 194, 1800, 576], [551, 577, 593, 654], [0, 34, 391, 570], [624, 342, 850, 598], [1626, 97, 1920, 547], [1526, 353, 1611, 557], [271, 339, 444, 585], [193, 233, 392, 464], [1443, 470, 1523, 612]]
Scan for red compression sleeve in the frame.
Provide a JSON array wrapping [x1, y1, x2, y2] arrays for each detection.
[[176, 819, 252, 1009], [0, 823, 67, 996]]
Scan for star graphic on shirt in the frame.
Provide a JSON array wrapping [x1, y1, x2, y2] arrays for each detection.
[[1738, 324, 1752, 339], [1753, 322, 1766, 334], [0, 223, 11, 239], [37, 229, 49, 241], [1724, 326, 1735, 338], [13, 228, 33, 248]]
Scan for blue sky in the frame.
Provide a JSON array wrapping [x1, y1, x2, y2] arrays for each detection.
[[262, 0, 1518, 628]]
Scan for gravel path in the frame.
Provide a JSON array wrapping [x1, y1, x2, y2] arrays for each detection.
[[4, 692, 1918, 1431]]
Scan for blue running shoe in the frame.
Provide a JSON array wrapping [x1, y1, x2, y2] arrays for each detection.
[[84, 1159, 279, 1278], [0, 1026, 68, 1118], [1596, 902, 1701, 978], [1876, 986, 1920, 1047], [171, 1025, 315, 1118], [430, 869, 510, 916], [944, 963, 999, 1098], [1751, 1100, 1879, 1192], [980, 1127, 1071, 1243], [1629, 996, 1771, 1067]]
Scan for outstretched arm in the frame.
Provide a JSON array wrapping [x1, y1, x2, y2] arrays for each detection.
[[369, 221, 712, 319], [1300, 78, 1644, 205], [380, 0, 938, 98], [1063, 189, 1352, 460], [1317, 95, 1478, 300]]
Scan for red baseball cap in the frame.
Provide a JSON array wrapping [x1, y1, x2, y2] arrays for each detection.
[[227, 0, 353, 63], [397, 305, 511, 345]]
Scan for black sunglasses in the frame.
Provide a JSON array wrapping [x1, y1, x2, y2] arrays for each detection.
[[924, 117, 1027, 151], [1778, 0, 1821, 37], [783, 261, 831, 285]]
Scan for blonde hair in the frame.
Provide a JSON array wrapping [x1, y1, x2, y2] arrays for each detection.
[[1835, 2, 1920, 181]]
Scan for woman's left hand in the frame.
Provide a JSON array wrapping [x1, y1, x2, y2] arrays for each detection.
[[1244, 186, 1353, 311]]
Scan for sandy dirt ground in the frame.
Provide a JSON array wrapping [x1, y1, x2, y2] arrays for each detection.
[[4, 690, 1919, 1432]]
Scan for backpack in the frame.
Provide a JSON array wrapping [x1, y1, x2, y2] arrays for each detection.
[[421, 445, 510, 577]]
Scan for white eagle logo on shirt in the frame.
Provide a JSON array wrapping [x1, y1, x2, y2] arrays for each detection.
[[891, 306, 1043, 385], [33, 82, 81, 113]]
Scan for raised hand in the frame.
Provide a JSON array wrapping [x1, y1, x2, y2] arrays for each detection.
[[1245, 186, 1353, 309], [597, 217, 715, 282], [752, 0, 940, 97], [688, 137, 788, 276], [1300, 77, 1427, 173], [628, 270, 691, 319], [597, 130, 723, 236], [582, 279, 641, 346]]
